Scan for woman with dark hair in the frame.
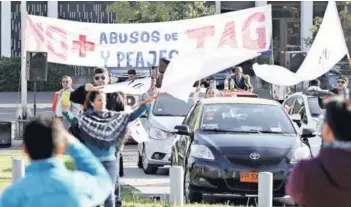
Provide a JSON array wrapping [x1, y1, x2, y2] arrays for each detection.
[[286, 96, 351, 207], [62, 91, 154, 207]]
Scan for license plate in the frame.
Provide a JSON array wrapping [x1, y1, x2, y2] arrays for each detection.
[[240, 172, 258, 183]]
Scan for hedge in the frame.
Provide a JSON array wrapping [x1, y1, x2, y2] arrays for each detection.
[[0, 57, 93, 92]]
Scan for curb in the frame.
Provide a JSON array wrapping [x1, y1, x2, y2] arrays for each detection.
[[121, 183, 169, 201]]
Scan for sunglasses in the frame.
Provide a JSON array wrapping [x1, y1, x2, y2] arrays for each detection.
[[94, 75, 106, 81], [337, 80, 346, 84]]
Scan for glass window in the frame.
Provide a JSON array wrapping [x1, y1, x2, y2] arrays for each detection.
[[292, 96, 304, 115], [284, 96, 296, 110], [313, 1, 328, 19], [188, 105, 201, 129], [153, 93, 194, 117], [269, 1, 301, 18], [200, 103, 296, 134]]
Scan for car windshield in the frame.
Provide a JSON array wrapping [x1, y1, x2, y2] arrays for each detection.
[[152, 93, 196, 116], [200, 103, 296, 134], [307, 97, 325, 117]]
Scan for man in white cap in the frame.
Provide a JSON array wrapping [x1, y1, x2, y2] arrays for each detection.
[[226, 66, 253, 92]]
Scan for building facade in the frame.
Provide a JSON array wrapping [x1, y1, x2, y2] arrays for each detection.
[[0, 1, 328, 60]]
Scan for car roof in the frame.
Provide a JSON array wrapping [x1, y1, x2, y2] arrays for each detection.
[[199, 97, 280, 105]]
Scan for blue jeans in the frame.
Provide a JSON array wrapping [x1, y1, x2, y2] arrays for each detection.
[[98, 160, 117, 207], [115, 153, 122, 207]]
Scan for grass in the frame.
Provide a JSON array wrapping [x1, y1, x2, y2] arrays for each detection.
[[0, 151, 247, 207]]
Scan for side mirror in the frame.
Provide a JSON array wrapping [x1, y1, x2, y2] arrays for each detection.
[[174, 125, 191, 136], [301, 128, 316, 139]]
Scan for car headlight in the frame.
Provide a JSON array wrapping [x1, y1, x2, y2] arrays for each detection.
[[290, 146, 311, 164], [149, 127, 171, 140], [190, 144, 215, 160]]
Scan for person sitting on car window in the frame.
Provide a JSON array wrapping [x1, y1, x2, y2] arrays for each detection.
[[193, 87, 219, 103], [226, 66, 253, 92]]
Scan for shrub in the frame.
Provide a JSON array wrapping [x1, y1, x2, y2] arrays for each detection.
[[0, 57, 93, 92]]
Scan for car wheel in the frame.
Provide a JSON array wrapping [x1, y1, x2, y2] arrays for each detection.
[[137, 152, 143, 168], [184, 168, 202, 203], [141, 146, 158, 174]]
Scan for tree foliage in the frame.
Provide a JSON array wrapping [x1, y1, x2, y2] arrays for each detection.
[[106, 1, 216, 23], [305, 1, 351, 50]]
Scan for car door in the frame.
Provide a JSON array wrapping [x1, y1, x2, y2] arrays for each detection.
[[173, 104, 197, 165], [177, 104, 201, 167], [291, 95, 308, 130]]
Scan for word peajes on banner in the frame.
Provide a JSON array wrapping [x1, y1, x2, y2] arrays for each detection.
[[25, 5, 272, 68]]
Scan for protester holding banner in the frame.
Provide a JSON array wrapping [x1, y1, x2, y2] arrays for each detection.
[[62, 91, 155, 207], [0, 116, 113, 207], [69, 67, 126, 206]]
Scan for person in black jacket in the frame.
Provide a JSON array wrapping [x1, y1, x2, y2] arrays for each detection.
[[70, 67, 125, 112], [69, 67, 125, 207]]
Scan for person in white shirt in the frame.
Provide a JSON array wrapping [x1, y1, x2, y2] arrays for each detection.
[[271, 84, 291, 104], [55, 76, 81, 128]]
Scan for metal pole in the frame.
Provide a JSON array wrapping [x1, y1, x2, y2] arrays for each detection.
[[215, 1, 221, 14], [258, 172, 273, 207], [20, 1, 28, 119], [12, 158, 25, 183], [169, 166, 184, 205], [33, 81, 37, 117]]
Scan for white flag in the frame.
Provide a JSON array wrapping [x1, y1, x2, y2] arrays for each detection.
[[253, 1, 348, 86], [161, 48, 260, 101]]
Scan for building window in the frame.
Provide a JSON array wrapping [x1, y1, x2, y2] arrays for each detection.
[[270, 1, 301, 19], [313, 1, 328, 18], [268, 1, 301, 64]]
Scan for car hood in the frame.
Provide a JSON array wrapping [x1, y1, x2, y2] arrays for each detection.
[[148, 116, 185, 132], [195, 132, 301, 166]]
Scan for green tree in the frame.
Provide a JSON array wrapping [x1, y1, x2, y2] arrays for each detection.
[[304, 2, 351, 50], [106, 1, 216, 23]]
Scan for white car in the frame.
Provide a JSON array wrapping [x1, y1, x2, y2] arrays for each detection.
[[282, 92, 324, 155], [137, 88, 223, 174]]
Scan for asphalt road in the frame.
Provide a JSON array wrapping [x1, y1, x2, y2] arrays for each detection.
[[0, 92, 300, 206]]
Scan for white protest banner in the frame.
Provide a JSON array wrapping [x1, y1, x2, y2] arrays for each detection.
[[253, 1, 348, 86], [161, 48, 260, 101], [100, 77, 151, 94], [24, 5, 272, 68]]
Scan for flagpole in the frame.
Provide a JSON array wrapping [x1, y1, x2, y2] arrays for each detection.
[[20, 1, 28, 119]]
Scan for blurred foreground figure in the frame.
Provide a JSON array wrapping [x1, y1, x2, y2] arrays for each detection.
[[0, 116, 112, 207], [286, 96, 351, 207]]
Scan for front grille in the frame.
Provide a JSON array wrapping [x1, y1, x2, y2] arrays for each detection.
[[227, 156, 282, 167]]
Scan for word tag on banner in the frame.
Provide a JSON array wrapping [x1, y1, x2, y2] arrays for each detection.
[[24, 5, 272, 68]]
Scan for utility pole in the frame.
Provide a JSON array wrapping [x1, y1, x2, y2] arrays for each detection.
[[215, 1, 221, 14], [19, 1, 29, 120]]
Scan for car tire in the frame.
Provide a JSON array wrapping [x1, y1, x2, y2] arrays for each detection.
[[141, 146, 158, 174], [184, 168, 202, 203]]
